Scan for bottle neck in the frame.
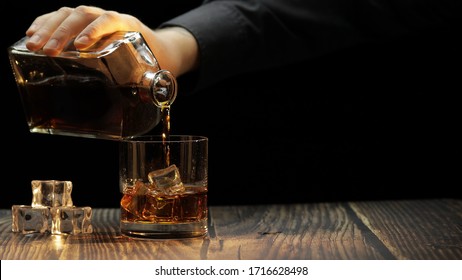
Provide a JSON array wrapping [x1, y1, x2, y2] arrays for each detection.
[[140, 70, 177, 108]]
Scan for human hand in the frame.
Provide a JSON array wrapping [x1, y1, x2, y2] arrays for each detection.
[[25, 6, 145, 56], [25, 5, 199, 77]]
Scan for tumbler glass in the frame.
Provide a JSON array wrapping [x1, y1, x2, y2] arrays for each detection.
[[119, 135, 208, 239]]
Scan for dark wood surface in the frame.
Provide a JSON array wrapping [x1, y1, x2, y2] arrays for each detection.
[[1, 199, 461, 260]]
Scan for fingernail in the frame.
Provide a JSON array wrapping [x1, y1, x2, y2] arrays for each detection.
[[44, 38, 59, 50], [75, 35, 90, 45], [28, 34, 41, 45]]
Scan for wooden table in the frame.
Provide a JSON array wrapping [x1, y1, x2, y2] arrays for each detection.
[[1, 199, 461, 260]]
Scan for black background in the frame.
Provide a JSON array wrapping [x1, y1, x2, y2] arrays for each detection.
[[2, 1, 460, 209]]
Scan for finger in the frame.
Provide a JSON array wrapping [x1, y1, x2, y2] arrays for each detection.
[[73, 10, 133, 50], [25, 7, 75, 52], [26, 12, 55, 37], [41, 6, 106, 56]]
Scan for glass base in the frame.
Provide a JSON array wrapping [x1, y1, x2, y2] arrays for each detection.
[[120, 220, 208, 239]]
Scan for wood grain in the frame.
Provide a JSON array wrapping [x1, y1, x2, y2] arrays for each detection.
[[207, 203, 389, 259], [350, 199, 462, 260], [1, 199, 461, 260]]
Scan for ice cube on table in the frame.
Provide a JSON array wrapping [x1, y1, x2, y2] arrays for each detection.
[[147, 164, 185, 195], [31, 180, 73, 207], [11, 205, 49, 234], [50, 206, 93, 235]]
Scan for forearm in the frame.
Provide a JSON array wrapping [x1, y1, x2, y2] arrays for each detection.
[[143, 26, 199, 77]]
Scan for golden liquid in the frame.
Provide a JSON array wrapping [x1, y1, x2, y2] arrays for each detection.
[[121, 185, 207, 223]]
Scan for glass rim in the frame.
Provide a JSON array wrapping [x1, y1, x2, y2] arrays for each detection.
[[120, 135, 208, 143]]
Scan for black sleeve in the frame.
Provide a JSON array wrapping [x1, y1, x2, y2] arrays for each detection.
[[159, 0, 461, 93]]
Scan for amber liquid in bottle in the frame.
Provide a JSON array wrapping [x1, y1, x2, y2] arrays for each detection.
[[20, 75, 160, 139]]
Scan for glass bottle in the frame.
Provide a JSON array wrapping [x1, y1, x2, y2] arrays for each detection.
[[8, 31, 177, 140]]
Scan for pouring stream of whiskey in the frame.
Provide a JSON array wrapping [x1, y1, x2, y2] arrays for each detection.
[[160, 105, 171, 168]]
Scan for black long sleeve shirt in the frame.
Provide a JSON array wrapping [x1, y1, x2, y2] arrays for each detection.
[[159, 0, 460, 93]]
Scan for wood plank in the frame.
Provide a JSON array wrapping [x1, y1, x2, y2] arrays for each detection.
[[206, 203, 391, 259], [1, 203, 390, 260], [349, 199, 462, 259], [2, 200, 461, 260]]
